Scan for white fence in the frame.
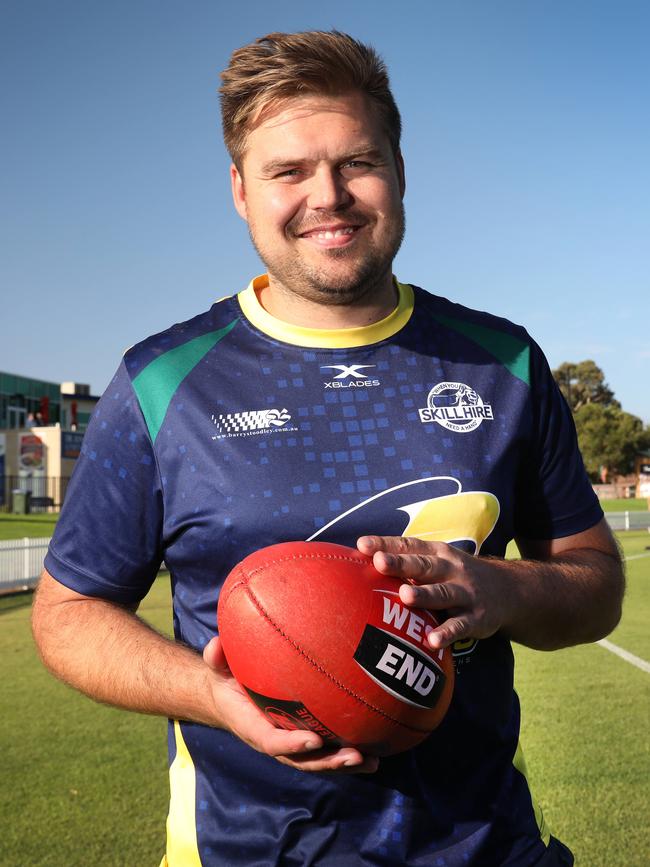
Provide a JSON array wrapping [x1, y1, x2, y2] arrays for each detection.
[[603, 512, 650, 532], [0, 537, 49, 593], [0, 514, 647, 595]]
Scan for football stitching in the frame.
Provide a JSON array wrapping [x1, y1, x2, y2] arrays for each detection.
[[248, 551, 371, 575], [240, 572, 432, 735]]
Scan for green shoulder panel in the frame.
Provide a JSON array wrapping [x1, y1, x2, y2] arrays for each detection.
[[434, 313, 530, 386], [132, 320, 238, 442]]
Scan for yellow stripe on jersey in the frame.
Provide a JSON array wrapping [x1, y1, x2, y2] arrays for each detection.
[[400, 491, 500, 554], [237, 274, 414, 347], [513, 740, 551, 846], [165, 721, 203, 866]]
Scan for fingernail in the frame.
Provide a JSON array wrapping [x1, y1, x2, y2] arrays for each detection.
[[304, 740, 319, 751], [343, 757, 362, 767]]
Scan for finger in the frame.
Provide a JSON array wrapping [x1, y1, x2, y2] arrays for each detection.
[[425, 615, 472, 650], [277, 748, 380, 775], [372, 550, 450, 583], [399, 579, 467, 609], [203, 635, 229, 672], [358, 535, 449, 557], [254, 723, 325, 756], [218, 690, 326, 755], [204, 643, 327, 755]]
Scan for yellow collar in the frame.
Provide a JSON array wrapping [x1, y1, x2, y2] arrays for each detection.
[[237, 274, 414, 348]]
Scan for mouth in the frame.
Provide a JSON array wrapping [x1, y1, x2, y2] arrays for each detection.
[[297, 224, 362, 248]]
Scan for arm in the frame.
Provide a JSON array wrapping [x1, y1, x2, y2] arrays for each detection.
[[357, 517, 624, 651], [31, 569, 378, 773]]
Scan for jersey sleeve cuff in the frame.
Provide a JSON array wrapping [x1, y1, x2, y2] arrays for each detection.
[[44, 547, 155, 604], [516, 500, 604, 541]]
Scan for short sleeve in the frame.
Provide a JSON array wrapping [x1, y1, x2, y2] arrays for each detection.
[[45, 361, 164, 603], [514, 340, 603, 540]]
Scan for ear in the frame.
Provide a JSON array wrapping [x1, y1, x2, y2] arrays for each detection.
[[396, 150, 406, 199], [230, 164, 247, 221]]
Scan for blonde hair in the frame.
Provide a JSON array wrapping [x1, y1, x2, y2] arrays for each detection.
[[219, 30, 401, 166]]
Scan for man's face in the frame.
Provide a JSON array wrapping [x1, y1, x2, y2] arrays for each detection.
[[231, 91, 405, 306]]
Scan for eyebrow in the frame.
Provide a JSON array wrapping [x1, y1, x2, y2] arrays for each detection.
[[259, 147, 386, 175]]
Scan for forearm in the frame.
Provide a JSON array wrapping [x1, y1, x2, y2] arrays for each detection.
[[32, 570, 378, 773], [31, 571, 221, 726], [493, 547, 624, 650], [359, 521, 625, 653]]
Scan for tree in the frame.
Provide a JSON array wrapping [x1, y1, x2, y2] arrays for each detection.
[[573, 403, 649, 479], [552, 360, 619, 413]]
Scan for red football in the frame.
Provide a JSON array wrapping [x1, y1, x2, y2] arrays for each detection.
[[217, 541, 454, 756]]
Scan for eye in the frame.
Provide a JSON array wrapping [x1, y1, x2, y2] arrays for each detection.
[[340, 160, 377, 177]]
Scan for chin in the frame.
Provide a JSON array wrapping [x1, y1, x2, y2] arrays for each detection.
[[304, 267, 393, 305]]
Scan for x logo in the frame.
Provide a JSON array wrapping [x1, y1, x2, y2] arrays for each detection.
[[320, 364, 376, 379]]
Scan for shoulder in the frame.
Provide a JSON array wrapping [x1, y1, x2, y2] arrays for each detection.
[[409, 284, 536, 385], [411, 284, 530, 343], [121, 295, 242, 384]]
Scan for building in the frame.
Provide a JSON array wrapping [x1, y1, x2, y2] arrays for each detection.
[[0, 371, 62, 429], [593, 451, 650, 501], [0, 372, 99, 432], [0, 372, 100, 510], [636, 451, 650, 499]]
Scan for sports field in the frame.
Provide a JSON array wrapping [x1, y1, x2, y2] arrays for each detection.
[[1, 531, 648, 866], [0, 513, 59, 541]]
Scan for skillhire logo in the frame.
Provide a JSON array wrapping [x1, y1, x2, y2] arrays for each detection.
[[419, 381, 494, 433], [321, 364, 381, 389]]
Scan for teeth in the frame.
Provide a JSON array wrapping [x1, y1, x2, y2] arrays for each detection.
[[315, 227, 355, 239]]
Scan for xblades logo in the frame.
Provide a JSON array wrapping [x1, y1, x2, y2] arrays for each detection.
[[321, 364, 381, 390], [321, 364, 375, 379]]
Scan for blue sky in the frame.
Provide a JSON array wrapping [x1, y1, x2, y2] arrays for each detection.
[[2, 1, 648, 421]]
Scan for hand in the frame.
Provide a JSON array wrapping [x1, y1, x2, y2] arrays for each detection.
[[357, 535, 513, 650], [202, 636, 379, 774]]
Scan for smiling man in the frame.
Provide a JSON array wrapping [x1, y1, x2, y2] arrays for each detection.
[[32, 31, 623, 867], [230, 89, 405, 319]]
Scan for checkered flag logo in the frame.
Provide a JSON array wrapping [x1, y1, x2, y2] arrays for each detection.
[[212, 408, 291, 434]]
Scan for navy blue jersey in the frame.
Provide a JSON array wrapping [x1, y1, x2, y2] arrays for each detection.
[[46, 277, 600, 866]]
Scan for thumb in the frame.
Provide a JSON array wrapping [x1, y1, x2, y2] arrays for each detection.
[[203, 635, 230, 673]]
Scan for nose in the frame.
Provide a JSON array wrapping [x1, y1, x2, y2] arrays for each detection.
[[306, 166, 352, 211]]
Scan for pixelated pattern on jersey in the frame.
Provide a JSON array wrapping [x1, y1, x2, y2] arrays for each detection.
[[47, 282, 601, 867]]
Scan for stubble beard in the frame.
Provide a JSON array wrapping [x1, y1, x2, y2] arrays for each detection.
[[248, 205, 406, 307]]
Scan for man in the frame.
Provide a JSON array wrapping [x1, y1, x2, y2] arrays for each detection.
[[33, 30, 624, 866]]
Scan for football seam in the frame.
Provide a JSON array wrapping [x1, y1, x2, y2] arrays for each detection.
[[239, 576, 433, 735], [248, 551, 372, 574]]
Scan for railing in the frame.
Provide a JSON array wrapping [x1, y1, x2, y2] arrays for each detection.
[[0, 515, 646, 595], [603, 511, 650, 531], [0, 537, 50, 592]]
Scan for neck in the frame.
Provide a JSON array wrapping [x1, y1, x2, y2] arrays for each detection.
[[257, 273, 399, 329]]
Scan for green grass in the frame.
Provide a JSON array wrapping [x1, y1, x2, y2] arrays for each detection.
[[0, 512, 59, 540], [514, 535, 650, 866], [599, 497, 649, 512], [1, 576, 172, 866], [607, 530, 650, 663], [1, 538, 648, 866]]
